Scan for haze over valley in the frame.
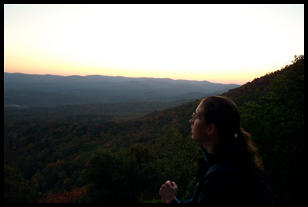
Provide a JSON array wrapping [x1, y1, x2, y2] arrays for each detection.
[[4, 73, 239, 122]]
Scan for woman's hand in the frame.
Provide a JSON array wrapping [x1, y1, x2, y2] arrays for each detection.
[[159, 180, 178, 203]]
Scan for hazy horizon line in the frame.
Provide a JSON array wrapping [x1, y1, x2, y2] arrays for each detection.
[[4, 71, 243, 85]]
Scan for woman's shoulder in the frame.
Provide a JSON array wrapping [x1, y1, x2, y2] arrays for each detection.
[[200, 161, 256, 192], [200, 163, 278, 204], [197, 169, 245, 204]]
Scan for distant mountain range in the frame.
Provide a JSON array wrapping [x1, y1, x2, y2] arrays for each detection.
[[4, 73, 239, 107]]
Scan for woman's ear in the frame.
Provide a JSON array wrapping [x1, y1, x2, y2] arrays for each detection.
[[206, 123, 217, 136]]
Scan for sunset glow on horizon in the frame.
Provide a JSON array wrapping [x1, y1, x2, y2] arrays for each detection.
[[4, 4, 304, 85]]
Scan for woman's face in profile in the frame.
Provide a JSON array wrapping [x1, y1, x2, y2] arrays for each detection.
[[189, 100, 208, 143]]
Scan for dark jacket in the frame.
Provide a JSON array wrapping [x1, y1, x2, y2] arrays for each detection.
[[173, 153, 278, 204]]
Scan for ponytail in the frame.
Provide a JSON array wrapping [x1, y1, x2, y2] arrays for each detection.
[[235, 128, 264, 173]]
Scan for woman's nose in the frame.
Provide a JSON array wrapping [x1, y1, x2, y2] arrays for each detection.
[[189, 118, 193, 124]]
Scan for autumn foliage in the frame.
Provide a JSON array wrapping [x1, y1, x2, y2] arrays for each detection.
[[40, 186, 87, 203]]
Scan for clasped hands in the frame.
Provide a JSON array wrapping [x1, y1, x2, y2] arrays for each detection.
[[159, 180, 178, 203]]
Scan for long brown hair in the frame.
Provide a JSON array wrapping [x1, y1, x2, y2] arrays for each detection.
[[199, 96, 264, 173]]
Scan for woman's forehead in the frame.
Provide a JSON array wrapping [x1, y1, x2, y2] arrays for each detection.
[[196, 99, 205, 112]]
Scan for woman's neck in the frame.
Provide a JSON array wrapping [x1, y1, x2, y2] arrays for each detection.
[[202, 143, 216, 155]]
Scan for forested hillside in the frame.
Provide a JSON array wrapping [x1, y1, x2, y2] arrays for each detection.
[[4, 100, 194, 125], [87, 55, 305, 203], [4, 55, 304, 204], [223, 55, 304, 203]]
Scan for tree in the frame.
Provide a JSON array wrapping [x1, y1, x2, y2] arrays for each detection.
[[4, 164, 38, 203]]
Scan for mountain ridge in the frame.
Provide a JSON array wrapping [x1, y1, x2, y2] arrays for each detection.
[[4, 72, 236, 84], [4, 72, 239, 107]]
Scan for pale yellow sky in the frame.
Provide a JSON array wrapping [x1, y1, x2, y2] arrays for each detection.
[[4, 4, 304, 84]]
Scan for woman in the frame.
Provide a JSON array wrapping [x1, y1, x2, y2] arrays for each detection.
[[159, 96, 278, 204]]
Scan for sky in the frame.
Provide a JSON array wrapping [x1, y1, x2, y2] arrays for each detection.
[[4, 4, 304, 84]]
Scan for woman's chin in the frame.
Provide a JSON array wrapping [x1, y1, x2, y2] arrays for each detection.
[[191, 135, 198, 142]]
